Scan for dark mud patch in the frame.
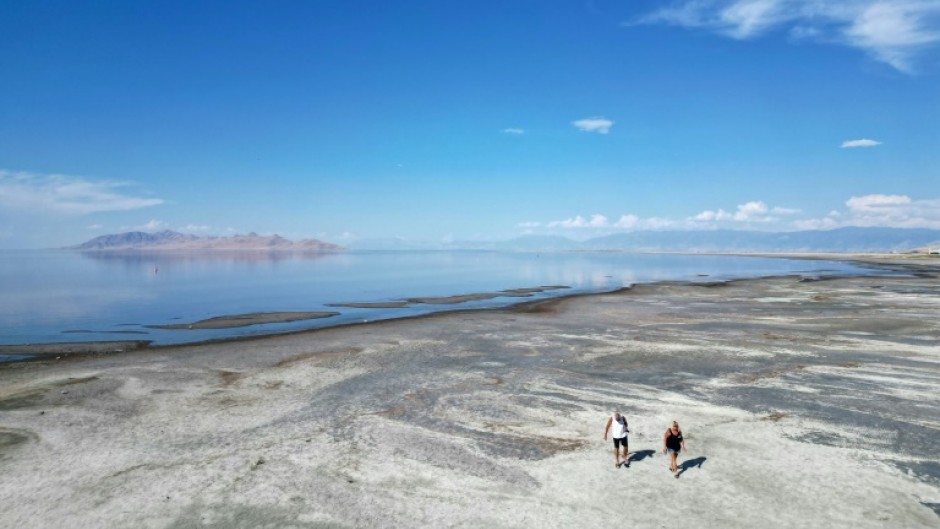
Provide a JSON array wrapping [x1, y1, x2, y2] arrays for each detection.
[[218, 370, 242, 386], [54, 375, 100, 387], [0, 340, 151, 359], [788, 430, 855, 447], [693, 281, 731, 288], [0, 390, 45, 410], [509, 297, 566, 314], [0, 428, 38, 460], [476, 432, 588, 460], [275, 347, 364, 368], [762, 410, 789, 422]]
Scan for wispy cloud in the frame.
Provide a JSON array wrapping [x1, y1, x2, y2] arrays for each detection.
[[846, 193, 911, 210], [503, 128, 525, 135], [629, 1, 940, 73], [0, 169, 164, 215], [572, 117, 614, 134], [841, 138, 883, 148], [121, 219, 170, 232]]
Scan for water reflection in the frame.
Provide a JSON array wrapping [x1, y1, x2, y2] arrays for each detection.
[[78, 250, 341, 265]]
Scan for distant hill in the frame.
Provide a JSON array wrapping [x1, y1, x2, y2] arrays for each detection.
[[71, 231, 344, 251], [348, 227, 940, 253]]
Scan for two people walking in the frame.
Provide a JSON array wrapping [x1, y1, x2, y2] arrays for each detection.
[[604, 412, 688, 477]]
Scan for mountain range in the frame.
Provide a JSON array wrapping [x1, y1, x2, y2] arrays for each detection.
[[71, 231, 344, 251], [347, 227, 940, 253]]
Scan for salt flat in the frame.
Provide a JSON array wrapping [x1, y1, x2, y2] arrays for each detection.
[[1, 265, 939, 528]]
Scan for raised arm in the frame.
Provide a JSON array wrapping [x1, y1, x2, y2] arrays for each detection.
[[603, 417, 612, 440]]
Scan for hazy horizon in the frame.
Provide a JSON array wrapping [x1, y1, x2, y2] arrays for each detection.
[[2, 1, 939, 249]]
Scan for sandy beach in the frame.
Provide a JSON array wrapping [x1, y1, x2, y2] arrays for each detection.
[[1, 258, 939, 528]]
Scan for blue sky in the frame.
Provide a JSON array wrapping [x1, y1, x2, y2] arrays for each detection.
[[1, 0, 939, 248]]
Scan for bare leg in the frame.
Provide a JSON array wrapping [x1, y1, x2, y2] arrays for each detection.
[[613, 446, 620, 467], [622, 445, 629, 466], [670, 452, 678, 473]]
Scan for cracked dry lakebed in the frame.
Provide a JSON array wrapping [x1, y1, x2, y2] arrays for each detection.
[[1, 263, 939, 528]]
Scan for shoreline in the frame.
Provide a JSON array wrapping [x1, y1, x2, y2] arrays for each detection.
[[2, 253, 934, 363], [0, 257, 938, 527]]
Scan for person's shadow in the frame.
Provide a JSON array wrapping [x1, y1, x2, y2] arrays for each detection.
[[677, 456, 707, 477], [627, 449, 656, 463]]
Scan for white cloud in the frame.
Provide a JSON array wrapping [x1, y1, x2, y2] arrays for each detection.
[[503, 128, 525, 135], [548, 214, 609, 228], [692, 209, 732, 221], [691, 200, 798, 224], [798, 194, 940, 229], [0, 169, 164, 215], [86, 224, 103, 230], [572, 117, 614, 134], [630, 1, 940, 73], [733, 200, 770, 221], [615, 214, 640, 228], [841, 138, 883, 148], [542, 213, 680, 231], [525, 195, 940, 235]]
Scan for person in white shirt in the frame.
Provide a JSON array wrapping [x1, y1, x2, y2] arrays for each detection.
[[603, 410, 630, 468]]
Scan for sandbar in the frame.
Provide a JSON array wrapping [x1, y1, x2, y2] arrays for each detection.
[[146, 311, 340, 330], [0, 258, 938, 528], [330, 285, 570, 308]]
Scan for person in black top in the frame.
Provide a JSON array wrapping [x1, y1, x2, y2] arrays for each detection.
[[663, 420, 686, 477]]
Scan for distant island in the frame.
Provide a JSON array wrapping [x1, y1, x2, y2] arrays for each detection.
[[71, 230, 344, 252]]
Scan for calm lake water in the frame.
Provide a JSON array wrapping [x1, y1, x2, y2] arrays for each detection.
[[0, 250, 872, 346]]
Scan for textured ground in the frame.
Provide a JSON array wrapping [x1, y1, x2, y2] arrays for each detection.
[[1, 265, 939, 528]]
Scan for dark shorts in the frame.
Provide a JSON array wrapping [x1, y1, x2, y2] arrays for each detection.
[[613, 436, 628, 448], [666, 448, 680, 455]]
